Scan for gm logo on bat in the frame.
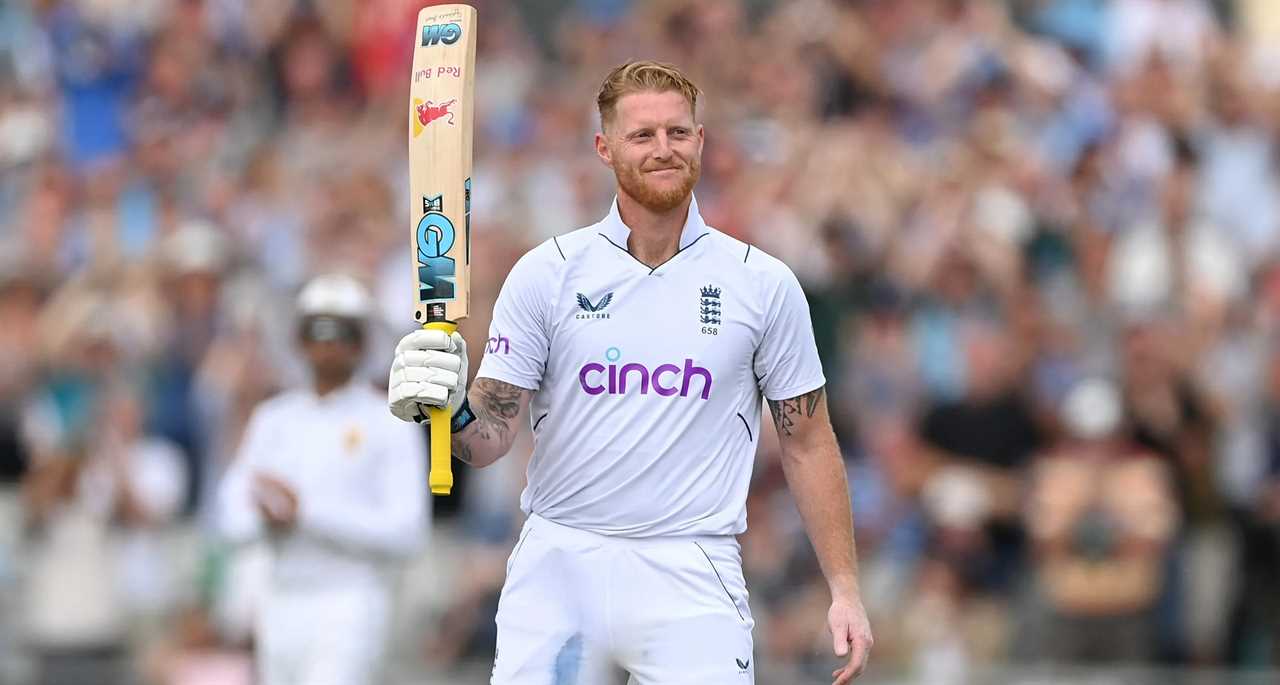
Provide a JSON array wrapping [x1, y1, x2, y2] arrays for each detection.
[[417, 190, 463, 302], [421, 22, 462, 46]]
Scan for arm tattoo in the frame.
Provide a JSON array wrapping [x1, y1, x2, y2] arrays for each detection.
[[453, 378, 524, 463], [453, 439, 474, 464], [767, 387, 824, 438], [474, 378, 522, 420]]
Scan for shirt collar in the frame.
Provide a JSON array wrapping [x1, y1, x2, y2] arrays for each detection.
[[599, 194, 709, 252]]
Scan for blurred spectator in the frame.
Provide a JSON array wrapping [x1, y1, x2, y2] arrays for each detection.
[[22, 379, 187, 685], [1103, 0, 1221, 77], [153, 220, 232, 515], [1025, 377, 1177, 662], [1196, 61, 1279, 268], [916, 319, 1043, 594], [1229, 343, 1280, 667], [43, 2, 148, 169], [0, 259, 46, 485], [1106, 137, 1245, 319], [1118, 316, 1235, 661]]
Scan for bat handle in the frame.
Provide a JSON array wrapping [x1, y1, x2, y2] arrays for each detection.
[[424, 320, 458, 496]]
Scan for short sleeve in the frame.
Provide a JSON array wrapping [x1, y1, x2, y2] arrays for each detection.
[[753, 267, 826, 401], [475, 245, 555, 390]]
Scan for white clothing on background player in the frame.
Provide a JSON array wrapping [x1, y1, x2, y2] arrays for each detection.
[[219, 274, 428, 685], [389, 62, 872, 685]]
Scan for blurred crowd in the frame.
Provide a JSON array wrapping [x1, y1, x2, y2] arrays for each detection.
[[4, 0, 1280, 682]]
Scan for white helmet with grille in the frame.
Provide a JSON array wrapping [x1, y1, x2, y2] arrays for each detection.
[[297, 273, 372, 320]]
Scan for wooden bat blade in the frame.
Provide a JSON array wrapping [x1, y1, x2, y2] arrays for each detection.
[[410, 3, 476, 496], [410, 3, 475, 326]]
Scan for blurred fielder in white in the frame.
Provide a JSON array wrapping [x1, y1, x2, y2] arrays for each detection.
[[217, 273, 427, 685], [389, 61, 872, 684]]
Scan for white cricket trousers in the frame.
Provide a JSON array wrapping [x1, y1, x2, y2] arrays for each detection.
[[492, 514, 756, 684], [257, 584, 390, 685]]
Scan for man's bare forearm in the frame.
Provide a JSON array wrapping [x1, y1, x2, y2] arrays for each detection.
[[452, 378, 529, 468], [769, 387, 861, 599]]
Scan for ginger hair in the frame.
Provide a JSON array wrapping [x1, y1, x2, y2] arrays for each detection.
[[596, 60, 699, 131]]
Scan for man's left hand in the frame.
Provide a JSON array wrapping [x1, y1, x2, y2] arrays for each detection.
[[253, 473, 299, 530], [829, 594, 873, 684]]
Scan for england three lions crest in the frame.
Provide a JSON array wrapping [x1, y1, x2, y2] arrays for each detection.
[[699, 285, 721, 334]]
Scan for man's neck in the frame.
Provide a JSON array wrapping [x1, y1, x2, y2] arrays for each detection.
[[312, 373, 353, 398], [616, 191, 691, 268]]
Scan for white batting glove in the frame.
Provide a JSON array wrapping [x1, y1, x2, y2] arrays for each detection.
[[388, 329, 468, 423]]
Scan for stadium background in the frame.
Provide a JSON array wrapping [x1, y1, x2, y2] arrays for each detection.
[[3, 0, 1280, 682]]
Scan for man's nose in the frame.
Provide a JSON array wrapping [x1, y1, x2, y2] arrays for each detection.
[[652, 130, 673, 159]]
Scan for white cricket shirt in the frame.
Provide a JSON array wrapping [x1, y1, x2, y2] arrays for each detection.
[[475, 196, 825, 536], [216, 381, 428, 589]]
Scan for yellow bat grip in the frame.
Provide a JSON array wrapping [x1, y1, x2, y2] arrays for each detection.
[[424, 320, 458, 495]]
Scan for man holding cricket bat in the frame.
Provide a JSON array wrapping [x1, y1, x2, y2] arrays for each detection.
[[390, 60, 872, 684]]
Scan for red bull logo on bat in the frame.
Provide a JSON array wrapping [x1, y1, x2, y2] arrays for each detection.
[[412, 98, 456, 137], [414, 66, 462, 82]]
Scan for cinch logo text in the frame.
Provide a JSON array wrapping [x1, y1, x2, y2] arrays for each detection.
[[487, 335, 509, 354], [578, 358, 712, 399]]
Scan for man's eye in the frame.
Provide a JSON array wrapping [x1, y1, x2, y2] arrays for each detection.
[[672, 128, 688, 136], [634, 132, 651, 139]]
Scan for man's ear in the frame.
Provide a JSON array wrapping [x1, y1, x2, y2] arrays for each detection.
[[594, 131, 613, 169]]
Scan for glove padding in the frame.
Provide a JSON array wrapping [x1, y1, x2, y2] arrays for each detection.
[[388, 329, 468, 423]]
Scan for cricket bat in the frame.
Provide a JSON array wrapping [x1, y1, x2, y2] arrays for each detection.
[[409, 3, 476, 495]]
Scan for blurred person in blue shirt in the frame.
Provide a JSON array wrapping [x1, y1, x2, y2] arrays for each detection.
[[43, 2, 146, 169]]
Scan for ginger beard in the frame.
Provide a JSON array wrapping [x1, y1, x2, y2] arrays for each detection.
[[611, 146, 701, 213]]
